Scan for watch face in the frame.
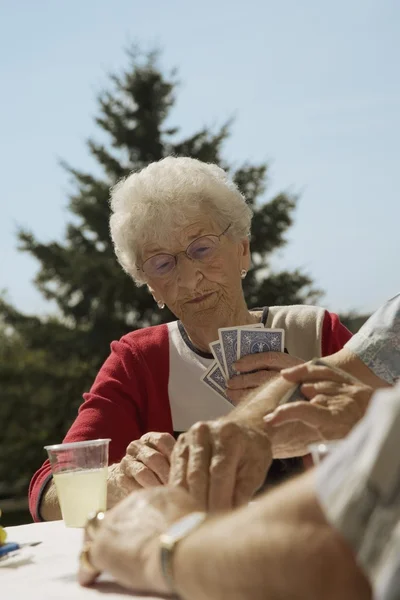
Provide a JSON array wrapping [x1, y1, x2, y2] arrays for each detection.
[[166, 512, 206, 542]]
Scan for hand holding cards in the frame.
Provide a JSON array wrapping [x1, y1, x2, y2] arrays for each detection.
[[202, 325, 285, 403]]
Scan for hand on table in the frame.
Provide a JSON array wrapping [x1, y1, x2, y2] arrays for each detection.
[[226, 351, 304, 405], [263, 362, 374, 458], [78, 486, 195, 593], [169, 420, 272, 511], [109, 432, 176, 504]]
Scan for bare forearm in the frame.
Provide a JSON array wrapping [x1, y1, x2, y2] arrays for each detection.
[[224, 376, 293, 430], [324, 348, 391, 389], [40, 480, 62, 521], [174, 473, 371, 600]]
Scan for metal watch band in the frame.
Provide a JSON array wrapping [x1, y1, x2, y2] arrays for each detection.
[[159, 512, 207, 596]]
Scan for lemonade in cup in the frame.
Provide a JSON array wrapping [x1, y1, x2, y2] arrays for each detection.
[[45, 439, 110, 527]]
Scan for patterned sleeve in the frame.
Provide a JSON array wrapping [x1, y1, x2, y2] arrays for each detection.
[[315, 384, 400, 599], [345, 293, 400, 384]]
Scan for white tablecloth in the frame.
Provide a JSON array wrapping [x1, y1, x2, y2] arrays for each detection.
[[2, 520, 162, 599]]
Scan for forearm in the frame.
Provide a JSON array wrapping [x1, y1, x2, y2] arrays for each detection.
[[40, 479, 62, 521], [174, 472, 371, 600], [223, 376, 293, 430], [325, 347, 391, 389]]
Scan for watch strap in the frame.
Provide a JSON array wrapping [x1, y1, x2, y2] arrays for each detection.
[[159, 511, 207, 596]]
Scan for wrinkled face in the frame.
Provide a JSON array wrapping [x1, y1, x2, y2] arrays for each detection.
[[140, 217, 251, 326]]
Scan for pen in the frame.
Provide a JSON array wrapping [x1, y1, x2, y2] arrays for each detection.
[[0, 541, 41, 558]]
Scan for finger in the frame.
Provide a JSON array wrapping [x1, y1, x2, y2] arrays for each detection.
[[234, 351, 289, 373], [85, 522, 128, 585], [264, 420, 321, 459], [140, 432, 176, 460], [209, 453, 236, 511], [281, 362, 354, 385], [186, 423, 212, 509], [114, 470, 142, 497], [169, 435, 190, 490], [233, 461, 267, 508], [78, 531, 101, 587], [263, 401, 332, 429], [120, 455, 162, 487], [309, 394, 330, 407], [227, 370, 276, 390], [208, 423, 240, 511], [310, 394, 361, 435], [135, 444, 171, 484], [301, 381, 345, 399], [233, 438, 271, 507]]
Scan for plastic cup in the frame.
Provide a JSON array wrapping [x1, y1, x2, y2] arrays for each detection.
[[308, 440, 342, 465], [45, 439, 110, 528]]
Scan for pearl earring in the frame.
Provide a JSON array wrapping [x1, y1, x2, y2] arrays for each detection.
[[157, 301, 165, 309], [240, 269, 247, 279]]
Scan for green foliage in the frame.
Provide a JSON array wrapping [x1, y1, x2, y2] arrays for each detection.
[[0, 311, 95, 499], [339, 312, 370, 334], [0, 48, 321, 504]]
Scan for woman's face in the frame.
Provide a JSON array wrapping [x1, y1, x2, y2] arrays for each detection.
[[141, 217, 250, 325]]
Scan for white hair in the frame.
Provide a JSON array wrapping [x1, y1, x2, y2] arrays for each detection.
[[109, 156, 253, 284]]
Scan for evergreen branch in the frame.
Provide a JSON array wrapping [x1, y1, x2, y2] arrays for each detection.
[[250, 193, 298, 254], [169, 120, 232, 163], [233, 164, 268, 207], [87, 139, 129, 180], [244, 269, 322, 308]]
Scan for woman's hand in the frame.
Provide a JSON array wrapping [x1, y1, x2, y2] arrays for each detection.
[[108, 432, 176, 506], [263, 362, 374, 458], [226, 352, 304, 405], [169, 420, 272, 511], [78, 486, 196, 593]]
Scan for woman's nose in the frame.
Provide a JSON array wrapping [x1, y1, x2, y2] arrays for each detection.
[[175, 253, 202, 287]]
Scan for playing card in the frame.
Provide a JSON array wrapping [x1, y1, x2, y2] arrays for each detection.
[[201, 362, 229, 401], [218, 324, 264, 380], [209, 340, 227, 379], [208, 362, 227, 391], [238, 328, 285, 358]]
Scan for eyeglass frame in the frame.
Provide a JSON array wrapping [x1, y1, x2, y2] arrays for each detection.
[[137, 223, 232, 278]]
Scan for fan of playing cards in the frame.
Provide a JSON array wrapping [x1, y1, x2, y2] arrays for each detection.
[[201, 325, 285, 402]]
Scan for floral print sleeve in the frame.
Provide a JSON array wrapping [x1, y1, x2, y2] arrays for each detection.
[[345, 294, 400, 385], [316, 385, 400, 599]]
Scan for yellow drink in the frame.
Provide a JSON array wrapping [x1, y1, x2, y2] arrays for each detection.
[[53, 467, 108, 527]]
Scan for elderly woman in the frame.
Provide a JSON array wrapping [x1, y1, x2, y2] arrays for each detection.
[[29, 157, 351, 521]]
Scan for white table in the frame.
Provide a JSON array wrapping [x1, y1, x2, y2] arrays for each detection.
[[2, 520, 162, 599]]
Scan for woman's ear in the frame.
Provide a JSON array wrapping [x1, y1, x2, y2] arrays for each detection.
[[147, 285, 165, 310], [147, 284, 159, 304], [240, 238, 251, 271]]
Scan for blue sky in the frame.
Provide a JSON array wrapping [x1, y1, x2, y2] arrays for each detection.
[[0, 0, 399, 317]]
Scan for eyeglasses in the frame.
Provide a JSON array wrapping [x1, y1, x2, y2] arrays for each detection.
[[139, 224, 231, 278]]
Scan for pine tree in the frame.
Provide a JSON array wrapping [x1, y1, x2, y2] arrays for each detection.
[[0, 48, 320, 500]]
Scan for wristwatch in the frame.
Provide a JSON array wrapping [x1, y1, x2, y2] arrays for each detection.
[[159, 511, 207, 596]]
